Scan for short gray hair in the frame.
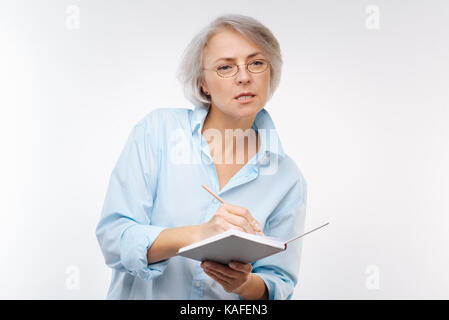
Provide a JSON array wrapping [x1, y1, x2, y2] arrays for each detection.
[[176, 14, 283, 109]]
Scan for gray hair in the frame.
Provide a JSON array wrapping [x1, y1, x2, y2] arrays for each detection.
[[176, 14, 283, 109]]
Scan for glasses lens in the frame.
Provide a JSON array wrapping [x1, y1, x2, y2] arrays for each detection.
[[248, 59, 268, 73], [217, 64, 237, 77]]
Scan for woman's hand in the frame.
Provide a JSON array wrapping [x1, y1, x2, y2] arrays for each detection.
[[198, 202, 264, 240], [201, 260, 253, 295]]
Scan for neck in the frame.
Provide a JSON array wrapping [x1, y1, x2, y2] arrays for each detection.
[[204, 104, 258, 131], [201, 104, 260, 163]]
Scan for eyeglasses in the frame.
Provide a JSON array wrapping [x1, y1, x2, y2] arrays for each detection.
[[203, 59, 270, 78]]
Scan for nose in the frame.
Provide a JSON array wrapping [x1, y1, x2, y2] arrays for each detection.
[[234, 65, 252, 84]]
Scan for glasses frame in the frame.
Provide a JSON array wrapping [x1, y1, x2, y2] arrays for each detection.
[[203, 58, 270, 78]]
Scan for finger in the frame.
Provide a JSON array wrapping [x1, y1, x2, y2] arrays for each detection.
[[228, 261, 252, 273], [222, 203, 262, 232], [204, 268, 232, 285], [225, 221, 245, 233], [203, 269, 234, 292], [212, 212, 245, 233], [202, 261, 240, 279], [222, 212, 256, 234]]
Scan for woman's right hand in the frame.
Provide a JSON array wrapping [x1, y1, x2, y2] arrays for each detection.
[[199, 202, 264, 240]]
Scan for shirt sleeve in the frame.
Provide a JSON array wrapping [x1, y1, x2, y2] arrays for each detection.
[[250, 172, 308, 300], [95, 111, 169, 281]]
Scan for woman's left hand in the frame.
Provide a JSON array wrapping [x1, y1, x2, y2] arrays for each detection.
[[201, 260, 252, 294]]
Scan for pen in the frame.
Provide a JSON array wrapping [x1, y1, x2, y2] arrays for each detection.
[[201, 184, 225, 204], [201, 184, 264, 235]]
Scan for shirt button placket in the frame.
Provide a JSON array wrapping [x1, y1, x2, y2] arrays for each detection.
[[193, 280, 203, 299]]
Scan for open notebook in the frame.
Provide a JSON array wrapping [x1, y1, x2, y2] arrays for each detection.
[[176, 222, 329, 264]]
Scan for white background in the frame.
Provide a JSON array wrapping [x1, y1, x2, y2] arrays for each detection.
[[1, 0, 448, 299]]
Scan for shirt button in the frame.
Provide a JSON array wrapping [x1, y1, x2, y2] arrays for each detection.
[[260, 154, 270, 166], [196, 281, 201, 288]]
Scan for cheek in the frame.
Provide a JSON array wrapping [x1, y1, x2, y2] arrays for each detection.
[[265, 71, 271, 89], [258, 74, 271, 97], [211, 81, 234, 100]]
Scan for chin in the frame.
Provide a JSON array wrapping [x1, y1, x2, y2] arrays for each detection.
[[235, 105, 262, 119]]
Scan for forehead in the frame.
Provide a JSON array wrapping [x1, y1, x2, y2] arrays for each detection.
[[203, 29, 264, 63]]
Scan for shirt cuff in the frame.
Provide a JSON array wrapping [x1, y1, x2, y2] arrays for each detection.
[[120, 224, 168, 281], [253, 272, 294, 300]]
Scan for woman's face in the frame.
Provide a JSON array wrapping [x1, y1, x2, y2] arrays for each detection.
[[201, 28, 271, 119]]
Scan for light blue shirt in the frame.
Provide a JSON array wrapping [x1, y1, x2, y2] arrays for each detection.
[[95, 105, 307, 300]]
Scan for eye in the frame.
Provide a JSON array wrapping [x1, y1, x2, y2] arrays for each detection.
[[250, 60, 264, 66], [217, 64, 232, 71]]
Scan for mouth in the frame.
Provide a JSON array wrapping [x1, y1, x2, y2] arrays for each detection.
[[235, 93, 256, 104]]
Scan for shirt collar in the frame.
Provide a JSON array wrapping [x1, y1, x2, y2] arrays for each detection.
[[190, 105, 285, 159]]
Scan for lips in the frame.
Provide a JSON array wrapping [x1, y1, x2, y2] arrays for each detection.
[[234, 92, 256, 99]]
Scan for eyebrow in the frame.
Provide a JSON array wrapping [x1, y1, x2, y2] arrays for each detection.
[[214, 52, 264, 64]]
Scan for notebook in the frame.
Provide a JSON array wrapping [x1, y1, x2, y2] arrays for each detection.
[[176, 222, 329, 264]]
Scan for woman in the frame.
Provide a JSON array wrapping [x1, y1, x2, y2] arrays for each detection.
[[96, 14, 307, 300]]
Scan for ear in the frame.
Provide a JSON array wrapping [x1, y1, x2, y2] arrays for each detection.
[[201, 84, 210, 96]]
